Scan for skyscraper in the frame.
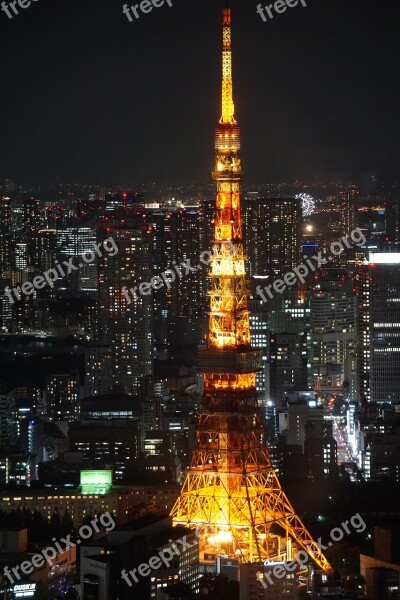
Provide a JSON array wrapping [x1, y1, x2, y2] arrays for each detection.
[[357, 253, 400, 405], [385, 196, 400, 247], [56, 224, 98, 294], [23, 197, 41, 267], [171, 7, 330, 572], [339, 186, 359, 237], [243, 197, 301, 280], [311, 270, 357, 390], [170, 209, 205, 344], [145, 208, 206, 346], [249, 295, 269, 412], [245, 196, 306, 412], [265, 289, 311, 413], [84, 344, 112, 397], [45, 372, 80, 420], [145, 210, 173, 347], [0, 196, 11, 277], [98, 226, 153, 395]]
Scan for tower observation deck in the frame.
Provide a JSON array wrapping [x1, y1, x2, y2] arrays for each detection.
[[171, 6, 331, 573]]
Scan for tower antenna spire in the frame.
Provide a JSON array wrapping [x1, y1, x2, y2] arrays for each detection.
[[221, 4, 235, 124]]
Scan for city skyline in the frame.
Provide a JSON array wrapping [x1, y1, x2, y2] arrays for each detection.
[[0, 2, 399, 599]]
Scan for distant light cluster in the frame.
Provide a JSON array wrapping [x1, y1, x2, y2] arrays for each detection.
[[296, 193, 316, 217]]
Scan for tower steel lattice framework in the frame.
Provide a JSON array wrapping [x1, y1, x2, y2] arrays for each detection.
[[171, 7, 331, 572]]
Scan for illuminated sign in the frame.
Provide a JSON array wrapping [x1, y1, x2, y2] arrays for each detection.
[[80, 470, 112, 485], [13, 583, 36, 598], [368, 252, 400, 265], [80, 470, 112, 494]]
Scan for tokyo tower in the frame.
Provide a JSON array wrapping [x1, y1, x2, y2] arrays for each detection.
[[171, 5, 331, 572]]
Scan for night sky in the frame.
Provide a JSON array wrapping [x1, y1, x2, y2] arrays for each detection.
[[0, 0, 399, 185]]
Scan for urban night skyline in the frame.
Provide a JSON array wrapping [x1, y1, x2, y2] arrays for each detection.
[[0, 2, 399, 600]]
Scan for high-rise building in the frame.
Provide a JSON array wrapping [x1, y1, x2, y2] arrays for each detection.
[[266, 289, 311, 412], [243, 197, 301, 280], [0, 196, 11, 276], [0, 389, 17, 447], [386, 196, 400, 247], [311, 270, 357, 390], [199, 195, 214, 258], [69, 420, 139, 481], [145, 210, 173, 346], [362, 427, 400, 482], [145, 208, 206, 345], [56, 224, 98, 294], [249, 296, 269, 412], [0, 278, 13, 332], [170, 209, 205, 344], [270, 332, 309, 410], [304, 420, 338, 479], [14, 242, 28, 271], [98, 226, 153, 395], [357, 253, 400, 405], [20, 418, 44, 480], [84, 344, 112, 397], [45, 371, 80, 420], [23, 197, 41, 266], [171, 7, 330, 573], [339, 186, 359, 237], [37, 229, 57, 274], [286, 401, 324, 449]]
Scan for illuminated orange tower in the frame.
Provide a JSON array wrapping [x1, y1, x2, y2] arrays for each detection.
[[171, 6, 331, 572]]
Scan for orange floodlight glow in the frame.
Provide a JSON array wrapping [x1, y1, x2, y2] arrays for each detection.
[[171, 7, 332, 575]]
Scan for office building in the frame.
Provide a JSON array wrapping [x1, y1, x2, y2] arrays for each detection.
[[0, 389, 18, 447], [285, 400, 324, 450], [56, 224, 98, 293], [270, 333, 309, 411], [85, 344, 113, 397], [45, 371, 80, 420], [249, 295, 270, 412], [339, 186, 359, 237], [98, 227, 153, 395], [80, 517, 199, 600], [357, 253, 400, 405], [240, 562, 299, 600], [243, 197, 301, 280], [0, 196, 11, 276], [170, 209, 205, 344], [304, 420, 338, 479], [311, 270, 357, 389], [69, 420, 139, 481]]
